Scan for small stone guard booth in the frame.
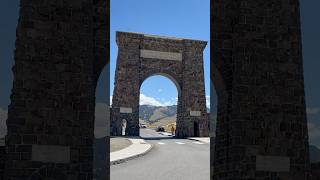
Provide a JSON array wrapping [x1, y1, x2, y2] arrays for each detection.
[[111, 32, 209, 138]]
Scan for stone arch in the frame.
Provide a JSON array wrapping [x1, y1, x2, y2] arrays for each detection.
[[92, 0, 108, 177], [211, 65, 229, 135], [212, 65, 228, 103], [139, 73, 180, 135], [111, 31, 209, 137], [93, 65, 109, 180], [140, 72, 181, 97]]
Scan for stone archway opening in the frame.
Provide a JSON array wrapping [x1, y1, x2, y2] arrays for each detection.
[[139, 74, 179, 138], [194, 121, 199, 137], [122, 119, 127, 136], [93, 65, 109, 179]]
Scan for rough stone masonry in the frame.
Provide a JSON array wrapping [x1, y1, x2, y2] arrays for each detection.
[[2, 0, 107, 179], [0, 0, 312, 179], [212, 0, 310, 179], [111, 32, 209, 138]]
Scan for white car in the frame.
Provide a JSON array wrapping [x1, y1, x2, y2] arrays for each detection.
[[140, 124, 147, 128]]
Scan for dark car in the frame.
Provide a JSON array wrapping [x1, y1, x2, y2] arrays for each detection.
[[155, 126, 165, 132]]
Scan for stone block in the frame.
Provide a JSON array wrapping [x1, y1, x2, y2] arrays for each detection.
[[32, 145, 70, 163], [256, 155, 290, 172]]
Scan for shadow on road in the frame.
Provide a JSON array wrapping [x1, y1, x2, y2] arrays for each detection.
[[139, 129, 183, 140], [140, 136, 175, 140]]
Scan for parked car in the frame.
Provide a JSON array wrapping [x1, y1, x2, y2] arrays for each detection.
[[155, 126, 165, 132], [140, 124, 147, 128]]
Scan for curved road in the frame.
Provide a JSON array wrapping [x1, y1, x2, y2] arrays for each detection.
[[110, 129, 210, 180]]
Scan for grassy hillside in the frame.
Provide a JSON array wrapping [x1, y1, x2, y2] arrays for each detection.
[[147, 115, 176, 132], [139, 105, 211, 132], [139, 105, 177, 123]]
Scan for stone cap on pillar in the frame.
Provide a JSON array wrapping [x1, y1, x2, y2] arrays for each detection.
[[116, 31, 207, 51]]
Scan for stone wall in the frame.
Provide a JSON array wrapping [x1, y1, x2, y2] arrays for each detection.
[[0, 145, 4, 180], [111, 32, 209, 137], [4, 0, 108, 179], [212, 0, 310, 179], [93, 0, 109, 179], [311, 163, 320, 180]]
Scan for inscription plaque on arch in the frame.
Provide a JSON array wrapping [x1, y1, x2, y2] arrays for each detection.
[[190, 111, 201, 117], [120, 107, 132, 113], [140, 49, 182, 61]]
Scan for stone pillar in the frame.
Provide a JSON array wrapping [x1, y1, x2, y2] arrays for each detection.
[[212, 0, 310, 179], [4, 0, 106, 179], [0, 143, 4, 179], [176, 40, 209, 138], [111, 32, 141, 136]]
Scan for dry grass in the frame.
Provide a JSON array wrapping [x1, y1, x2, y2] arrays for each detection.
[[145, 115, 176, 132], [110, 137, 132, 152]]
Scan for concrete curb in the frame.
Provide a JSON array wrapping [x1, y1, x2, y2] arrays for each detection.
[[110, 138, 153, 165]]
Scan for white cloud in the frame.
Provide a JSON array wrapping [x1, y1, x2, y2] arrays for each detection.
[[111, 94, 214, 107], [140, 94, 165, 106], [110, 94, 169, 106], [307, 107, 320, 115], [163, 100, 177, 106], [206, 96, 210, 108]]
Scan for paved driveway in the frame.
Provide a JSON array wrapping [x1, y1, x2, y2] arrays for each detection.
[[110, 129, 210, 180]]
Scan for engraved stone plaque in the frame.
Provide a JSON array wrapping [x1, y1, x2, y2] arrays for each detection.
[[140, 49, 182, 61], [256, 155, 290, 172], [32, 145, 70, 163], [190, 111, 201, 117], [120, 107, 132, 113]]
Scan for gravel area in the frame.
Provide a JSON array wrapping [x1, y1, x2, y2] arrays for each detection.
[[110, 137, 132, 152]]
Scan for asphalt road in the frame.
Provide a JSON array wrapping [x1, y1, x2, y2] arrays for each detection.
[[110, 128, 210, 180]]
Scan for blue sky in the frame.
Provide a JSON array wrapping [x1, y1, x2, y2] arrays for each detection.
[[110, 0, 210, 107]]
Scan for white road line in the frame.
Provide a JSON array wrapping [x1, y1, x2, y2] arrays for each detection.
[[158, 142, 165, 145], [175, 142, 185, 145], [192, 142, 204, 145]]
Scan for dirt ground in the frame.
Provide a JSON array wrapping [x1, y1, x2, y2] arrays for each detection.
[[110, 137, 132, 152]]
